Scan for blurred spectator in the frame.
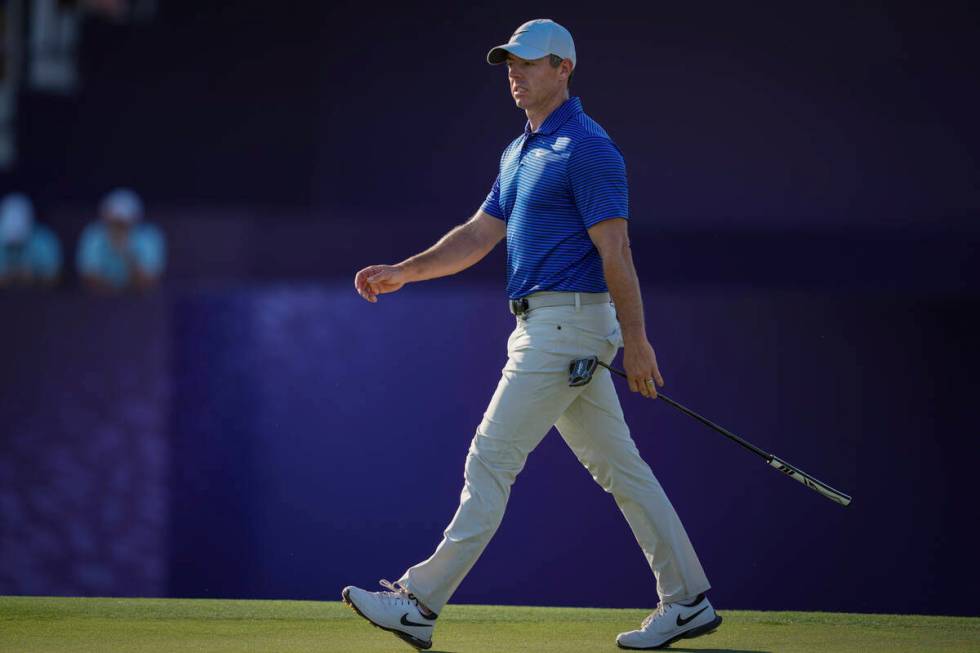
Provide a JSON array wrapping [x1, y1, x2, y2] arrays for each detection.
[[0, 192, 63, 288], [77, 188, 166, 292]]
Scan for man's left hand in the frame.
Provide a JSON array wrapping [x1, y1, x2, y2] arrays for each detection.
[[623, 339, 665, 399]]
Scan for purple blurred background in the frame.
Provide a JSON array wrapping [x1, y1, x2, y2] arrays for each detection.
[[1, 0, 978, 616]]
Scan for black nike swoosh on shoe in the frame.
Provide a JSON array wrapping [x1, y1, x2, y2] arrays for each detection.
[[676, 606, 709, 627], [401, 613, 431, 628]]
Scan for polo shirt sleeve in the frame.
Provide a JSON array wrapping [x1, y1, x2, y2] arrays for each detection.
[[479, 174, 505, 220], [76, 223, 106, 278], [133, 224, 167, 277], [567, 136, 629, 228], [29, 227, 62, 280]]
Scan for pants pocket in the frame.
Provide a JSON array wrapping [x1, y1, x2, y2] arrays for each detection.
[[606, 324, 624, 350]]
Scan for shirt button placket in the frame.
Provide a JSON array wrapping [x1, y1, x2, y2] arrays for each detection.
[[519, 134, 533, 166]]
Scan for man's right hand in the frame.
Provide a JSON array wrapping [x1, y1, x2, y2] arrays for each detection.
[[354, 264, 409, 303]]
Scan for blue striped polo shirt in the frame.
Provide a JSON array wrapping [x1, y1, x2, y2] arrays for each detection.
[[480, 96, 629, 299]]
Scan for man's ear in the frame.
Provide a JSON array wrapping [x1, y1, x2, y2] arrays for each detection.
[[561, 60, 573, 80]]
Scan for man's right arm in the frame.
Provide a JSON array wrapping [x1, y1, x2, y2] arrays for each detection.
[[354, 210, 505, 303]]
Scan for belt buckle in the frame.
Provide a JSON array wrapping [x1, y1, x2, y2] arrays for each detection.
[[509, 297, 530, 317]]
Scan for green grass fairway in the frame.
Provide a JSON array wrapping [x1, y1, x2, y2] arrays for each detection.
[[1, 596, 977, 653]]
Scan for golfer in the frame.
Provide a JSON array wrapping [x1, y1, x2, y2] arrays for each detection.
[[344, 19, 721, 650]]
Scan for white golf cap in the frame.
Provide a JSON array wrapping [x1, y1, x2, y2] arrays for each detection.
[[487, 19, 576, 68], [100, 187, 144, 224], [0, 193, 35, 244]]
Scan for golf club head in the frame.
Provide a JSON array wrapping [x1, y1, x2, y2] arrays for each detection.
[[568, 356, 600, 387]]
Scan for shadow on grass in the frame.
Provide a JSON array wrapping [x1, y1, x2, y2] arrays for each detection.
[[671, 649, 771, 653], [425, 649, 769, 653]]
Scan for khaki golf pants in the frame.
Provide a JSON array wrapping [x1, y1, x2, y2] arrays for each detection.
[[398, 296, 711, 612]]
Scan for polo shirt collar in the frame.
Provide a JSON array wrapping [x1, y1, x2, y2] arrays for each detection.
[[524, 96, 583, 136]]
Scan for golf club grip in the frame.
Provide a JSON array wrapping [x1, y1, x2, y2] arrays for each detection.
[[596, 360, 851, 507], [767, 456, 853, 507]]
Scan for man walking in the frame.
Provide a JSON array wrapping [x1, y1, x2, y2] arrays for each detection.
[[344, 19, 721, 650]]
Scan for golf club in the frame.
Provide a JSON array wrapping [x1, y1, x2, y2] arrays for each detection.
[[568, 355, 852, 507]]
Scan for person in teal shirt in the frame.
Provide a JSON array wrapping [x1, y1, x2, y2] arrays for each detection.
[[0, 193, 63, 288], [77, 188, 166, 292]]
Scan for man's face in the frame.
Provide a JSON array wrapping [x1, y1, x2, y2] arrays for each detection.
[[506, 54, 566, 110]]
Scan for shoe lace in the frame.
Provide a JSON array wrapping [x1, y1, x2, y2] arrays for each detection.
[[378, 579, 420, 609], [641, 603, 669, 628]]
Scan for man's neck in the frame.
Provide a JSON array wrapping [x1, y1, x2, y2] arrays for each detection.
[[526, 91, 569, 133]]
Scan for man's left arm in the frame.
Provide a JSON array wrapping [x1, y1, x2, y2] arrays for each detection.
[[588, 218, 664, 399], [128, 226, 166, 291], [568, 136, 663, 399]]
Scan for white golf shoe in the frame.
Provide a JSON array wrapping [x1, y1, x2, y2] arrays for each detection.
[[342, 579, 437, 650], [616, 593, 722, 649]]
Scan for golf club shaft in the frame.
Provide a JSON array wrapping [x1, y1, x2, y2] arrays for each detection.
[[595, 360, 852, 507], [596, 361, 768, 458]]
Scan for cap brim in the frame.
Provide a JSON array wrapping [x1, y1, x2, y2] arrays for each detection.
[[487, 43, 551, 65]]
